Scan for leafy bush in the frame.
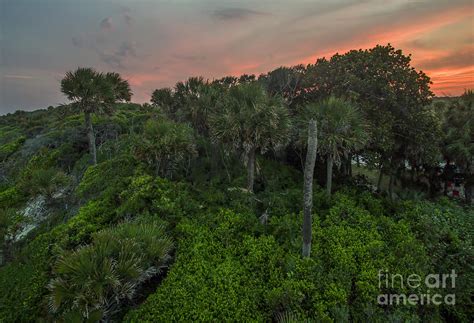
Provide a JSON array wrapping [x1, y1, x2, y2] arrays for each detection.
[[0, 135, 26, 161], [76, 156, 137, 200], [269, 193, 432, 321], [125, 210, 285, 322], [0, 231, 58, 321], [0, 186, 25, 208], [118, 174, 198, 226], [398, 199, 474, 321]]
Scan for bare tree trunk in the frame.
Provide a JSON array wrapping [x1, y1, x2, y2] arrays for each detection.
[[302, 119, 318, 258], [326, 155, 334, 196], [84, 111, 97, 165], [247, 147, 256, 192]]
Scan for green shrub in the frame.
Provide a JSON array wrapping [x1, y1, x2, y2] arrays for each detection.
[[0, 136, 26, 161], [125, 210, 285, 322], [0, 186, 25, 208], [0, 231, 59, 321], [118, 174, 198, 225], [398, 200, 474, 321], [17, 167, 71, 200], [269, 193, 432, 321], [76, 156, 137, 200]]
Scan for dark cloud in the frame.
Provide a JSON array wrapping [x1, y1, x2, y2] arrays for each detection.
[[98, 41, 138, 68], [420, 49, 474, 70], [117, 41, 137, 57], [288, 0, 372, 22], [100, 17, 113, 31], [211, 8, 266, 21], [98, 52, 123, 68]]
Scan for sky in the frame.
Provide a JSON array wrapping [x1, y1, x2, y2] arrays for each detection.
[[0, 0, 473, 114]]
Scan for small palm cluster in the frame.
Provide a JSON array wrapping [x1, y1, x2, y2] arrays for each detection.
[[300, 96, 368, 195], [210, 82, 291, 192], [47, 221, 173, 321], [133, 118, 197, 178]]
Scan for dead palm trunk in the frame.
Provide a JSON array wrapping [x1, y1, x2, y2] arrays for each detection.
[[326, 155, 334, 196], [84, 111, 97, 165], [247, 147, 256, 192], [302, 119, 318, 257]]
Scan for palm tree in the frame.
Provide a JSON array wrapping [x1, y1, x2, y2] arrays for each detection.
[[61, 68, 132, 165], [305, 97, 367, 196], [210, 82, 291, 192], [48, 221, 173, 321]]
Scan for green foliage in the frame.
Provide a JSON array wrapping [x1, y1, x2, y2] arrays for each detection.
[[0, 47, 472, 323], [210, 82, 291, 155], [398, 200, 474, 321], [76, 156, 137, 200], [0, 186, 25, 208], [118, 174, 198, 225], [48, 221, 173, 321], [0, 135, 26, 161], [61, 68, 132, 114], [267, 193, 432, 321], [18, 167, 71, 200], [306, 44, 437, 176], [132, 118, 196, 178], [125, 210, 285, 322], [301, 97, 368, 163], [0, 231, 59, 321]]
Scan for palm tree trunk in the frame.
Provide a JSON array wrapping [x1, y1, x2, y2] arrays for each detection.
[[84, 111, 97, 165], [326, 155, 334, 196], [302, 119, 318, 258], [247, 147, 256, 192]]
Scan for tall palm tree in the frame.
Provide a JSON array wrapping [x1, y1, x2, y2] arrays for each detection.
[[210, 82, 291, 192], [305, 97, 367, 196], [61, 68, 132, 165]]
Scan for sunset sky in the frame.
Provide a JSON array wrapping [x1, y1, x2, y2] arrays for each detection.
[[1, 0, 473, 114]]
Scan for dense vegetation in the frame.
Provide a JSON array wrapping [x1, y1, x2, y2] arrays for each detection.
[[0, 44, 473, 322]]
